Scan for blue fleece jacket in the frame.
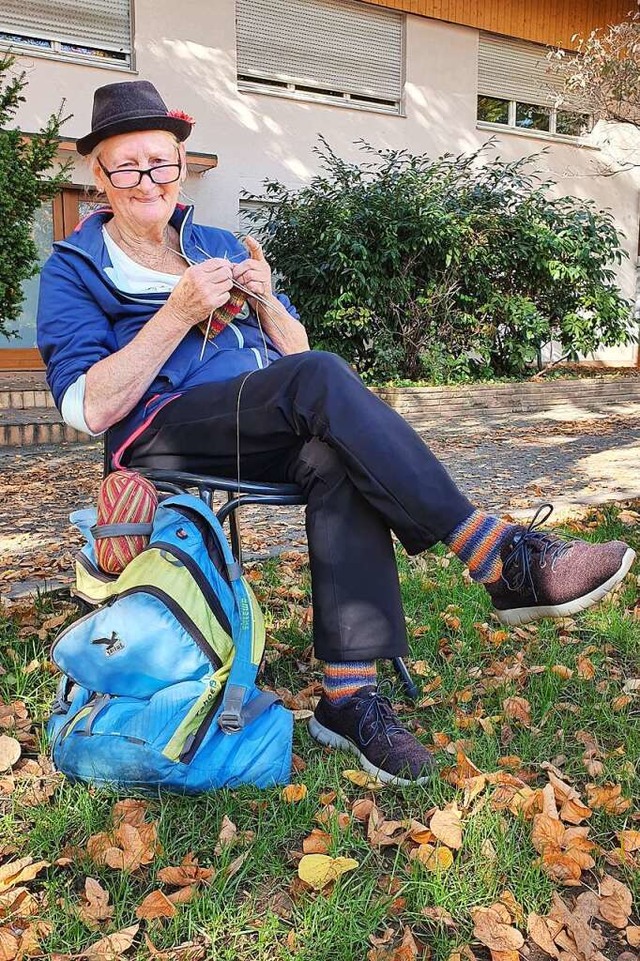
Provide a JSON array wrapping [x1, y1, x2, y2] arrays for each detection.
[[37, 204, 298, 462]]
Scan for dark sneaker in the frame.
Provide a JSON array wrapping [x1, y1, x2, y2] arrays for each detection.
[[308, 685, 434, 786], [486, 505, 635, 626]]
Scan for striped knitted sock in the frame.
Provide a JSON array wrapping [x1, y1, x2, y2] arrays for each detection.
[[445, 510, 516, 583], [322, 661, 377, 705]]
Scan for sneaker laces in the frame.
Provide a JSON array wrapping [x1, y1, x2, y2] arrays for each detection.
[[356, 682, 406, 748], [502, 504, 575, 601]]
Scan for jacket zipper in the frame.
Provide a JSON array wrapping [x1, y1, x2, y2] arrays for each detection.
[[151, 540, 232, 637]]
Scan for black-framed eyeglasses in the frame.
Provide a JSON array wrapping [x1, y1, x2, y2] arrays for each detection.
[[97, 156, 182, 189]]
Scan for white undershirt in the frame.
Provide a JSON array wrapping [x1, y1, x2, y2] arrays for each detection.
[[61, 228, 182, 434]]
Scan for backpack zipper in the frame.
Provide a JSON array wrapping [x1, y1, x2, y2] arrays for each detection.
[[116, 584, 223, 671], [178, 688, 224, 763], [76, 552, 118, 583], [51, 584, 222, 675], [152, 539, 232, 637]]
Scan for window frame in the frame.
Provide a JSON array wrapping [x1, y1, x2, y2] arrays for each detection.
[[236, 0, 406, 117], [0, 2, 135, 72], [477, 94, 593, 143]]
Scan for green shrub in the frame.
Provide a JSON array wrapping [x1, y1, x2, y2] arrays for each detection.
[[246, 138, 635, 382], [0, 54, 70, 339]]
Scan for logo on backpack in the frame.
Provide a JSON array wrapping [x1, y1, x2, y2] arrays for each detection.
[[91, 631, 124, 657]]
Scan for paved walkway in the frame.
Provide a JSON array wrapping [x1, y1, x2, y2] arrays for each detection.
[[1, 407, 639, 599]]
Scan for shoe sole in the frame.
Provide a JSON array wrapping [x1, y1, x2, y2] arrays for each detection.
[[495, 547, 636, 627], [307, 716, 432, 787]]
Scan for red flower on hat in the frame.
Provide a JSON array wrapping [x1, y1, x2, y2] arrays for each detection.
[[167, 108, 195, 125]]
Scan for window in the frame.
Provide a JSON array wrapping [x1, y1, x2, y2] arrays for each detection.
[[477, 33, 591, 139], [0, 0, 132, 67], [238, 200, 271, 239], [236, 0, 404, 114]]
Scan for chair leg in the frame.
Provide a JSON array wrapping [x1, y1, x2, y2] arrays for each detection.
[[392, 657, 419, 701], [227, 492, 243, 565]]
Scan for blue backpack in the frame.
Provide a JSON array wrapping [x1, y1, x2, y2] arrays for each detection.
[[47, 493, 293, 792]]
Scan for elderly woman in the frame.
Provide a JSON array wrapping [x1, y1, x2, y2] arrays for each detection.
[[37, 81, 634, 785]]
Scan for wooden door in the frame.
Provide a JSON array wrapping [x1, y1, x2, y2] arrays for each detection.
[[0, 188, 87, 370]]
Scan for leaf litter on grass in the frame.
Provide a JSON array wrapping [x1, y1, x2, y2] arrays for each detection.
[[1, 505, 639, 960]]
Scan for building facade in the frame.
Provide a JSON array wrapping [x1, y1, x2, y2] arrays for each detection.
[[2, 0, 638, 369]]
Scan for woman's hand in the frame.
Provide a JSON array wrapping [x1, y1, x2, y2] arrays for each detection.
[[166, 258, 233, 328], [232, 236, 273, 308], [233, 236, 308, 354]]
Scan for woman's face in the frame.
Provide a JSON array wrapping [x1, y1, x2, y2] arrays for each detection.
[[94, 130, 186, 235]]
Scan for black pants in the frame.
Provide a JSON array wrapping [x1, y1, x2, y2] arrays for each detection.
[[126, 351, 474, 662]]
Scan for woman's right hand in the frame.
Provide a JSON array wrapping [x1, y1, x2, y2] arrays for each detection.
[[166, 258, 233, 328]]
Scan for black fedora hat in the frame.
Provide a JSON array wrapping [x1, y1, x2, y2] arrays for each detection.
[[77, 80, 194, 156]]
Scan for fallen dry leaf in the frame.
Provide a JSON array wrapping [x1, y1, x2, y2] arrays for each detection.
[[526, 912, 560, 959], [618, 830, 640, 852], [135, 890, 177, 921], [0, 736, 20, 773], [112, 799, 147, 827], [143, 932, 209, 960], [502, 696, 531, 728], [342, 769, 385, 791], [77, 878, 114, 930], [472, 904, 524, 952], [0, 928, 20, 960], [281, 784, 308, 803], [597, 874, 632, 928], [302, 829, 332, 855], [576, 653, 596, 680], [0, 858, 49, 894], [80, 922, 139, 959], [223, 850, 249, 880], [213, 815, 237, 856], [559, 797, 593, 825], [586, 782, 631, 815], [531, 815, 565, 853], [430, 804, 463, 850], [156, 853, 214, 888], [626, 926, 640, 947], [421, 906, 455, 927], [297, 854, 358, 890], [410, 844, 454, 871], [551, 665, 573, 679], [352, 798, 376, 821]]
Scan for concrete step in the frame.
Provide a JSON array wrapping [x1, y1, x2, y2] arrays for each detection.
[[0, 407, 91, 447]]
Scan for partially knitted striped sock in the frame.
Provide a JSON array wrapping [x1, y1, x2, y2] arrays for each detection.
[[322, 661, 377, 705], [445, 510, 516, 583]]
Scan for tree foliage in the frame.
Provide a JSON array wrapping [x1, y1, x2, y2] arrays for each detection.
[[247, 138, 634, 383], [548, 12, 640, 129], [0, 54, 70, 339]]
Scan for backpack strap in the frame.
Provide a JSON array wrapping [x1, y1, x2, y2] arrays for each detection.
[[160, 495, 273, 733], [91, 522, 154, 539]]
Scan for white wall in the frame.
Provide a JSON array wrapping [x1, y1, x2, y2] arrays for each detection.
[[9, 0, 639, 363]]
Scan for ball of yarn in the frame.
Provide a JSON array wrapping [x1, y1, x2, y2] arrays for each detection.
[[95, 470, 158, 574]]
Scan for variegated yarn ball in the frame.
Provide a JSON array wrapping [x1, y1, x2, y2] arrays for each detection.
[[95, 470, 158, 574]]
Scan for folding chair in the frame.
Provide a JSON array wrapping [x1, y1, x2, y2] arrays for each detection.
[[104, 442, 418, 699]]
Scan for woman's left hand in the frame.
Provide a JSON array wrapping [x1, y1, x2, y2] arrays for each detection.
[[232, 236, 273, 306], [233, 236, 309, 355]]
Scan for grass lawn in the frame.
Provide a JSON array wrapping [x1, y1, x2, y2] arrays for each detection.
[[0, 505, 638, 960]]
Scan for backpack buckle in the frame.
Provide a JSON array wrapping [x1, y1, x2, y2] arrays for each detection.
[[218, 711, 244, 734], [218, 684, 246, 734]]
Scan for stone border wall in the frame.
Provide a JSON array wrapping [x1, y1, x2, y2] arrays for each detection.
[[373, 377, 640, 432]]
